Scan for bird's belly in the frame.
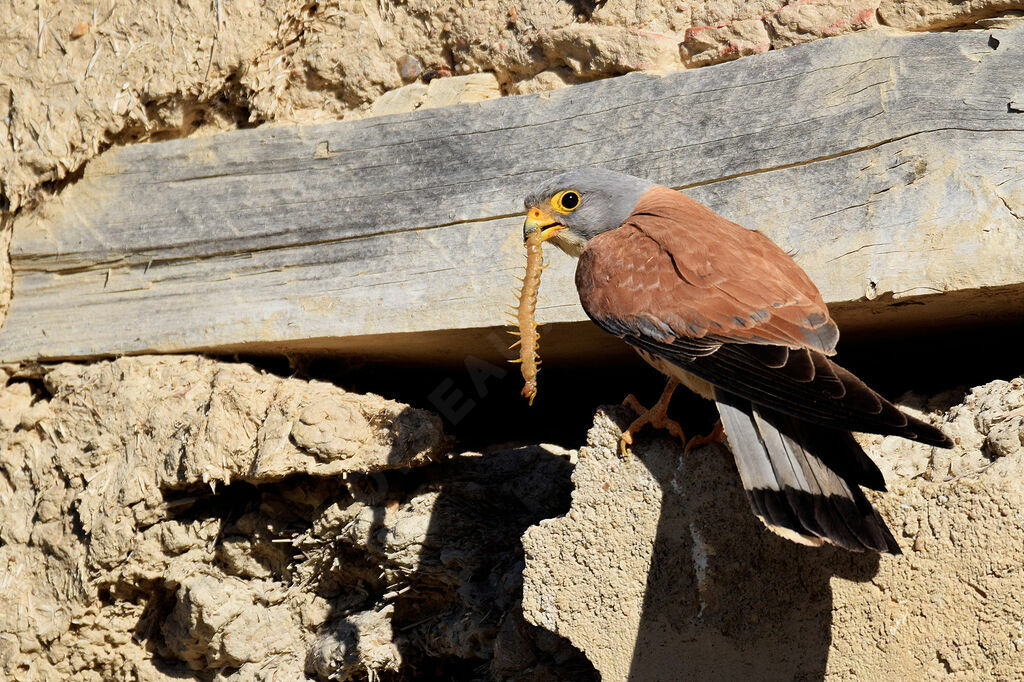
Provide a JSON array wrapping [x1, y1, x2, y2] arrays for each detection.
[[634, 348, 716, 401]]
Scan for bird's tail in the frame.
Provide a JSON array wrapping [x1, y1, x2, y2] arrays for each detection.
[[715, 388, 901, 554]]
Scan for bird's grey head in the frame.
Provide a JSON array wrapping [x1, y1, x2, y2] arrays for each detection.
[[522, 168, 656, 257]]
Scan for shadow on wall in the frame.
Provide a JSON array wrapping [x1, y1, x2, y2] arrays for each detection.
[[309, 440, 596, 679], [321, 410, 883, 679], [626, 423, 882, 681], [293, 381, 887, 679], [389, 447, 597, 679]]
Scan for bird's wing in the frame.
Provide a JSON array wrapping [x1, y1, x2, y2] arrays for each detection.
[[576, 185, 950, 446], [578, 185, 839, 354]]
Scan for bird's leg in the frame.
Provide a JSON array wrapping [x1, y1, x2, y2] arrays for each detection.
[[620, 378, 686, 455], [684, 420, 724, 453]]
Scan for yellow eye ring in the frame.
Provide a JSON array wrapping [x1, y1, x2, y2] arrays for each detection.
[[551, 189, 581, 214]]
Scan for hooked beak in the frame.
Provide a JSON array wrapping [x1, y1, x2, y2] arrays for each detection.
[[523, 207, 566, 243]]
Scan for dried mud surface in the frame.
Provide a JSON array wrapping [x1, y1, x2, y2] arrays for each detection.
[[0, 355, 590, 680], [523, 380, 1024, 681], [3, 0, 1023, 215], [1, 355, 1022, 679]]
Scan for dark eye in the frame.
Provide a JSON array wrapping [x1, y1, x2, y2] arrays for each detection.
[[552, 189, 581, 213]]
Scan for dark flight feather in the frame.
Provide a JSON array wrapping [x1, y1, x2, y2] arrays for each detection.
[[717, 389, 901, 553]]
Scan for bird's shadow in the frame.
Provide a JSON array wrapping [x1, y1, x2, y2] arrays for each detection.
[[620, 408, 882, 681]]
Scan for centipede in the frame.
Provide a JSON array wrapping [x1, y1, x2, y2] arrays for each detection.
[[510, 227, 544, 405]]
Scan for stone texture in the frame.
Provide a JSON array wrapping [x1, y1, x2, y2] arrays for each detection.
[[507, 67, 587, 95], [3, 357, 1024, 679], [534, 24, 684, 77], [681, 18, 772, 66], [878, 0, 1024, 29], [522, 379, 1024, 681], [766, 0, 879, 48], [36, 356, 448, 489], [0, 356, 588, 679], [681, 0, 885, 67], [368, 73, 502, 117], [0, 218, 9, 334]]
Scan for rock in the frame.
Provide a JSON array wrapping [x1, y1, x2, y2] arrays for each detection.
[[367, 73, 501, 117], [682, 0, 880, 67], [396, 54, 424, 82], [491, 606, 598, 681], [3, 354, 1024, 678], [861, 377, 1024, 482], [521, 408, 668, 679], [0, 224, 10, 332], [3, 0, 1019, 221], [419, 72, 503, 109], [367, 82, 430, 117], [535, 24, 683, 78], [0, 546, 76, 654], [522, 381, 1024, 681], [878, 0, 1024, 30], [680, 19, 771, 67], [0, 379, 32, 431], [507, 67, 585, 95], [70, 21, 90, 39], [161, 574, 304, 671], [976, 10, 1024, 28], [766, 0, 879, 48]]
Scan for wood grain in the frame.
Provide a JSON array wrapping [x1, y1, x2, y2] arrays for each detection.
[[2, 25, 1023, 362]]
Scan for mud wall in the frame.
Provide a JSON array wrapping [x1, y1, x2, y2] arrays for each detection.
[[2, 0, 1024, 679], [4, 0, 1023, 214], [1, 358, 1022, 679]]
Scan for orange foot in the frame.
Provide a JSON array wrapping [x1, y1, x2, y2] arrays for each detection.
[[620, 378, 686, 456], [684, 420, 724, 453]]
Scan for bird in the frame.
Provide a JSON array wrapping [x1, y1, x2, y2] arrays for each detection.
[[521, 167, 952, 554]]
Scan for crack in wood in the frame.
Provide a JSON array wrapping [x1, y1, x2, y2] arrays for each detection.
[[3, 26, 1024, 362]]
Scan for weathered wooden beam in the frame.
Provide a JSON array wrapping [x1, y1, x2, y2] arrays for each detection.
[[2, 25, 1023, 363]]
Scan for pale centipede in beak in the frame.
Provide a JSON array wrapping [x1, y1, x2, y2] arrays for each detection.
[[510, 227, 544, 405]]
